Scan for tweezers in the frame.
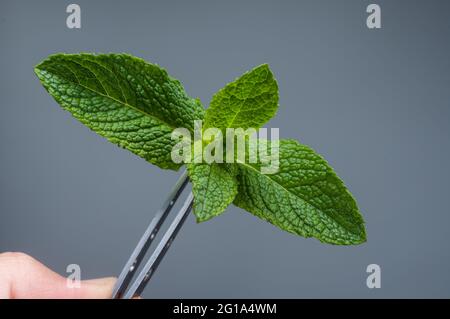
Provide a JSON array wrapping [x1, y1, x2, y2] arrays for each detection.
[[112, 170, 193, 299]]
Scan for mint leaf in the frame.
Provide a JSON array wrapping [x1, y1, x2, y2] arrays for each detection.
[[34, 53, 204, 170], [204, 64, 278, 131], [234, 139, 366, 245], [187, 163, 238, 222], [187, 64, 278, 221]]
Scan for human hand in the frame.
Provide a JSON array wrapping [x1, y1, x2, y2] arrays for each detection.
[[0, 252, 116, 299]]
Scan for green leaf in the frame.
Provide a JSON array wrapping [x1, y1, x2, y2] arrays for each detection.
[[234, 139, 366, 245], [187, 163, 238, 222], [188, 64, 278, 221], [204, 64, 278, 131], [34, 53, 204, 170]]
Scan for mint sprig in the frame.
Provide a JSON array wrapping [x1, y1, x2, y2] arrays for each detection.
[[35, 53, 366, 245]]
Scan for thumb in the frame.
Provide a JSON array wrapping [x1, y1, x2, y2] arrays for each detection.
[[71, 277, 117, 299], [0, 252, 116, 299]]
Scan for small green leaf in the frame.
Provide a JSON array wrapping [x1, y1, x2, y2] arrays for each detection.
[[35, 53, 204, 170], [187, 163, 238, 222], [189, 64, 278, 221], [234, 139, 366, 245], [204, 64, 278, 131]]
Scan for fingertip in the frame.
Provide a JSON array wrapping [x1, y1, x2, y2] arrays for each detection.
[[77, 277, 117, 299]]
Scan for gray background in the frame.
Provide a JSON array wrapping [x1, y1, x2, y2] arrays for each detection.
[[1, 0, 449, 298]]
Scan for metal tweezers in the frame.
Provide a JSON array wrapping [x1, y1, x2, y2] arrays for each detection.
[[112, 170, 192, 299]]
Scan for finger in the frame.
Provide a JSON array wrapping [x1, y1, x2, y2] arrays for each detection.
[[0, 252, 116, 299], [74, 277, 117, 299]]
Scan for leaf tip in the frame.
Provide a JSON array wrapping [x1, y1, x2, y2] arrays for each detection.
[[357, 227, 368, 244], [33, 64, 46, 85], [194, 213, 212, 224], [253, 63, 271, 74], [347, 224, 367, 245]]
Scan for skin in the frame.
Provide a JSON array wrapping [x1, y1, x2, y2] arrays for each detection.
[[0, 252, 116, 299]]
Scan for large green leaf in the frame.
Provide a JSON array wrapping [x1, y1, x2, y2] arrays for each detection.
[[35, 53, 204, 170], [203, 64, 278, 131], [234, 139, 366, 245], [187, 163, 238, 222]]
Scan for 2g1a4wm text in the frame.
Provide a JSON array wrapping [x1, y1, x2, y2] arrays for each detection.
[[173, 303, 277, 316]]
